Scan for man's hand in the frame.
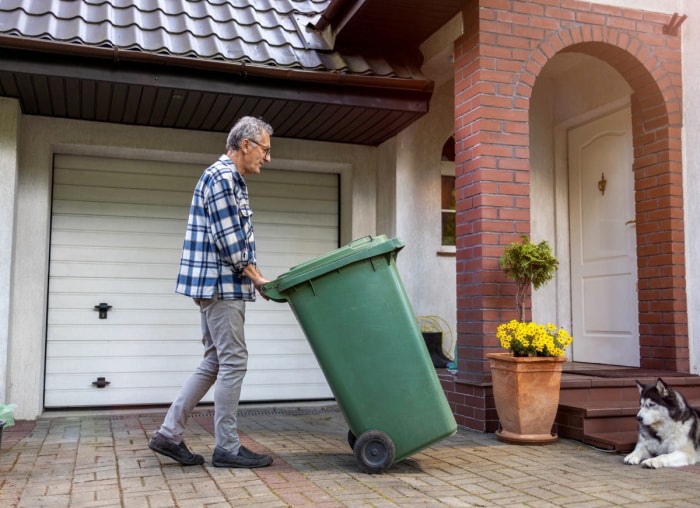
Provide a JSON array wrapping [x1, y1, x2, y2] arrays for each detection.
[[243, 265, 270, 300]]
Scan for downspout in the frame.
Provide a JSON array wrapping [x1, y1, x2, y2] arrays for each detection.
[[314, 0, 354, 31]]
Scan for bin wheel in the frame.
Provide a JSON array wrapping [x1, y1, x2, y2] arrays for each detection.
[[347, 430, 357, 450], [353, 430, 395, 474]]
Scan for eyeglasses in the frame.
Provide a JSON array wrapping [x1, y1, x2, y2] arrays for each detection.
[[247, 139, 271, 157]]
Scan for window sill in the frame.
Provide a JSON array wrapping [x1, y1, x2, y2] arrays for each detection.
[[437, 246, 456, 257]]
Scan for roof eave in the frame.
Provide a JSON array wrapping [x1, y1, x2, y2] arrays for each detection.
[[0, 35, 434, 95]]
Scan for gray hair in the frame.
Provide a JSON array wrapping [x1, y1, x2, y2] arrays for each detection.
[[226, 116, 273, 151]]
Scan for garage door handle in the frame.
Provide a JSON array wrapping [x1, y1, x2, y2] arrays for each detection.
[[94, 302, 113, 319], [92, 377, 110, 388]]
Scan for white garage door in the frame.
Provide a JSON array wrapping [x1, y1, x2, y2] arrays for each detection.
[[45, 154, 338, 407]]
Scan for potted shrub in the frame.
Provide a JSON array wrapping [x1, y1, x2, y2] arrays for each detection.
[[500, 235, 558, 322], [486, 236, 573, 444]]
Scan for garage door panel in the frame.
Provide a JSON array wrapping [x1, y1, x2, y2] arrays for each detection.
[[49, 371, 325, 394], [46, 355, 324, 376], [246, 307, 306, 325], [256, 211, 338, 228], [47, 338, 313, 358], [46, 381, 331, 407], [47, 340, 203, 358], [50, 262, 182, 280], [251, 169, 337, 186], [251, 327, 307, 341], [244, 370, 330, 388], [45, 368, 328, 393], [253, 195, 337, 214], [48, 294, 300, 322], [48, 278, 178, 294], [47, 324, 199, 341], [54, 184, 192, 207], [46, 154, 337, 407], [247, 354, 328, 370], [260, 237, 342, 256], [51, 230, 184, 250], [48, 309, 199, 326], [256, 225, 337, 244], [47, 356, 204, 374], [47, 325, 304, 343], [55, 154, 201, 177], [45, 388, 189, 407], [53, 200, 187, 221], [264, 251, 332, 271], [52, 215, 186, 235], [48, 293, 215, 311], [54, 167, 197, 192], [51, 246, 185, 265], [47, 373, 195, 391], [248, 182, 338, 201]]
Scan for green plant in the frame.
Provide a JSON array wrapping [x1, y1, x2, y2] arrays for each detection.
[[496, 320, 572, 357], [500, 236, 559, 322]]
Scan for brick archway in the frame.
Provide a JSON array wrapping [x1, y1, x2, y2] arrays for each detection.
[[534, 30, 686, 372], [446, 0, 686, 431]]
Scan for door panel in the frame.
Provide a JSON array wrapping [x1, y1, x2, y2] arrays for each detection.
[[568, 107, 639, 366]]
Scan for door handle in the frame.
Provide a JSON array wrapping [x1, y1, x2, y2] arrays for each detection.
[[94, 302, 113, 319], [625, 220, 636, 226]]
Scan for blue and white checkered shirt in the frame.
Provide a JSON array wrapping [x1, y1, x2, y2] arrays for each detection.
[[176, 154, 257, 301]]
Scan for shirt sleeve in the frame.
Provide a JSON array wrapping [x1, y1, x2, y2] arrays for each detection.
[[205, 171, 254, 272]]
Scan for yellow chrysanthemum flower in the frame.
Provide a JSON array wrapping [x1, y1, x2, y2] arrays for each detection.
[[496, 320, 573, 357]]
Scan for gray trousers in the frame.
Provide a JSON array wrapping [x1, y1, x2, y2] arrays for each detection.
[[158, 296, 247, 453]]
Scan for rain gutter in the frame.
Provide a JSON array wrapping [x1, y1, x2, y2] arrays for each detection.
[[0, 35, 434, 94]]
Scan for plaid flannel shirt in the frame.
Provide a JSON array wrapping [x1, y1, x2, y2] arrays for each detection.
[[176, 154, 257, 301]]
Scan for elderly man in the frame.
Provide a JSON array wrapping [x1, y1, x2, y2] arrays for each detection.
[[149, 116, 274, 468]]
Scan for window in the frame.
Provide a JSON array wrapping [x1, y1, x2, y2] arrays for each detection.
[[441, 175, 456, 246], [441, 136, 456, 247]]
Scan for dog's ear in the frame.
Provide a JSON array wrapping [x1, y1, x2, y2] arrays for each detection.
[[656, 378, 671, 397], [636, 380, 645, 393]]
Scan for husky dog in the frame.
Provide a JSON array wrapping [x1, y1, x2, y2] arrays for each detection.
[[623, 378, 700, 469]]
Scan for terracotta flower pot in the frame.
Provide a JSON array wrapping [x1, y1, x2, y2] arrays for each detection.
[[486, 352, 567, 445]]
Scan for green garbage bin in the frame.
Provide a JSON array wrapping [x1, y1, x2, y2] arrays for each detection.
[[263, 235, 457, 473]]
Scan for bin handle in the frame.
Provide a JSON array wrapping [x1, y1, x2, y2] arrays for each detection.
[[260, 282, 287, 303], [348, 235, 373, 247]]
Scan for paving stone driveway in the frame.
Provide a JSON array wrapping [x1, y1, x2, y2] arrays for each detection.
[[2, 404, 700, 507]]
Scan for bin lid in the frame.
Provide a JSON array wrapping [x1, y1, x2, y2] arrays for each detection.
[[263, 235, 404, 299]]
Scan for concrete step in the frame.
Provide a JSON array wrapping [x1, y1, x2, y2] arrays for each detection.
[[556, 376, 700, 453], [581, 431, 638, 453]]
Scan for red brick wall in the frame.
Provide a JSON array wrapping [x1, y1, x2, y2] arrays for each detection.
[[451, 0, 686, 432]]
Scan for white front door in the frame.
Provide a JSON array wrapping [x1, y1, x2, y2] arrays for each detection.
[[568, 107, 639, 366]]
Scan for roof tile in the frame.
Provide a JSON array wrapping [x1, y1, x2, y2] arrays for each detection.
[[0, 0, 423, 78]]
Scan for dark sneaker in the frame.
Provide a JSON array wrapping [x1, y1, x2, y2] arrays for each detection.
[[149, 432, 204, 466], [212, 445, 273, 468]]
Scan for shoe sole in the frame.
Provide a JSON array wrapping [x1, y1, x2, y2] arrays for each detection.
[[149, 441, 204, 466], [212, 458, 273, 468]]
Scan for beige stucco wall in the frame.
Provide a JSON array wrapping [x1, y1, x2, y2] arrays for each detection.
[[393, 80, 457, 338], [6, 115, 376, 419], [0, 98, 19, 405], [374, 82, 458, 337], [679, 0, 700, 372]]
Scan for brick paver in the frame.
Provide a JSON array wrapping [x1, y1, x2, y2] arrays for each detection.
[[2, 404, 700, 507]]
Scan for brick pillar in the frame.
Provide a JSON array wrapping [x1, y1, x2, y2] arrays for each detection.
[[450, 1, 533, 431], [447, 0, 686, 432]]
